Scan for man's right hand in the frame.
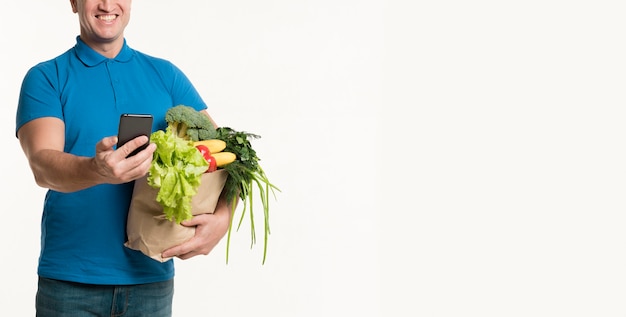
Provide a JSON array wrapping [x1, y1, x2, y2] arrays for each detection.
[[93, 135, 156, 184]]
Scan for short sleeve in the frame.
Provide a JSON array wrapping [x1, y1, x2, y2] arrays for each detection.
[[16, 62, 64, 137], [167, 62, 207, 113]]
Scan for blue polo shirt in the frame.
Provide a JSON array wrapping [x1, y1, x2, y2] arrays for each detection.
[[16, 36, 207, 285]]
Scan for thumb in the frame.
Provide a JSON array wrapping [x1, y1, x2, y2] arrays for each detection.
[[96, 136, 118, 153]]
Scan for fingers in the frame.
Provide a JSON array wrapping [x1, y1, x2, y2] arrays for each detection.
[[161, 214, 220, 260], [161, 238, 204, 260], [161, 217, 205, 258], [167, 249, 202, 261], [97, 135, 153, 160], [179, 217, 202, 227], [176, 251, 201, 260], [118, 135, 151, 158], [93, 135, 155, 183]]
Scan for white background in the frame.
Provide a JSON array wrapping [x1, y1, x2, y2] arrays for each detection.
[[1, 1, 626, 316]]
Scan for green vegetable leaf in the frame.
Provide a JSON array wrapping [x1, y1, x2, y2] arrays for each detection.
[[147, 126, 208, 223]]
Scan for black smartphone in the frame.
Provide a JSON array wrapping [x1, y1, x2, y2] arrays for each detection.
[[117, 114, 153, 157]]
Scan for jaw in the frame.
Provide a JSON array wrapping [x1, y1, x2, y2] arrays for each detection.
[[87, 13, 127, 39]]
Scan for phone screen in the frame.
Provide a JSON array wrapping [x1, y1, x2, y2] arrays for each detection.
[[117, 114, 153, 157]]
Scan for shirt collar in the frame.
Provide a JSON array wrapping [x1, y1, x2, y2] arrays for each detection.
[[74, 35, 134, 66]]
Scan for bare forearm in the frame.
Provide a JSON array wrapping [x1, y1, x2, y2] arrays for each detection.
[[28, 149, 105, 193]]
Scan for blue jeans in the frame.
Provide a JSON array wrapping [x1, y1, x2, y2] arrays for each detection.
[[36, 277, 174, 317]]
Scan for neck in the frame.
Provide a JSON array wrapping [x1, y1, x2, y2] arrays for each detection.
[[80, 35, 124, 59]]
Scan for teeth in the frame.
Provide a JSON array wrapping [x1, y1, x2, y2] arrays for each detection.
[[98, 15, 116, 22]]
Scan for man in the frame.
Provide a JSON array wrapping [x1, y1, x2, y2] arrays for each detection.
[[15, 0, 231, 315]]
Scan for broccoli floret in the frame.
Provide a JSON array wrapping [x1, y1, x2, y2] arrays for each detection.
[[165, 105, 217, 141]]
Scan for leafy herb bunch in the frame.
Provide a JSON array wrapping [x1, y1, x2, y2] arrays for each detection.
[[215, 127, 280, 264]]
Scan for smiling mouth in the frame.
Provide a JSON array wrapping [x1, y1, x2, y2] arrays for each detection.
[[97, 14, 118, 22]]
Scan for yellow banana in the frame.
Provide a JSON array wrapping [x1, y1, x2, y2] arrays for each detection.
[[193, 139, 226, 154], [212, 152, 236, 167]]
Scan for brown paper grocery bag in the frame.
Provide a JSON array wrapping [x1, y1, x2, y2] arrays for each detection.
[[125, 169, 228, 262]]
